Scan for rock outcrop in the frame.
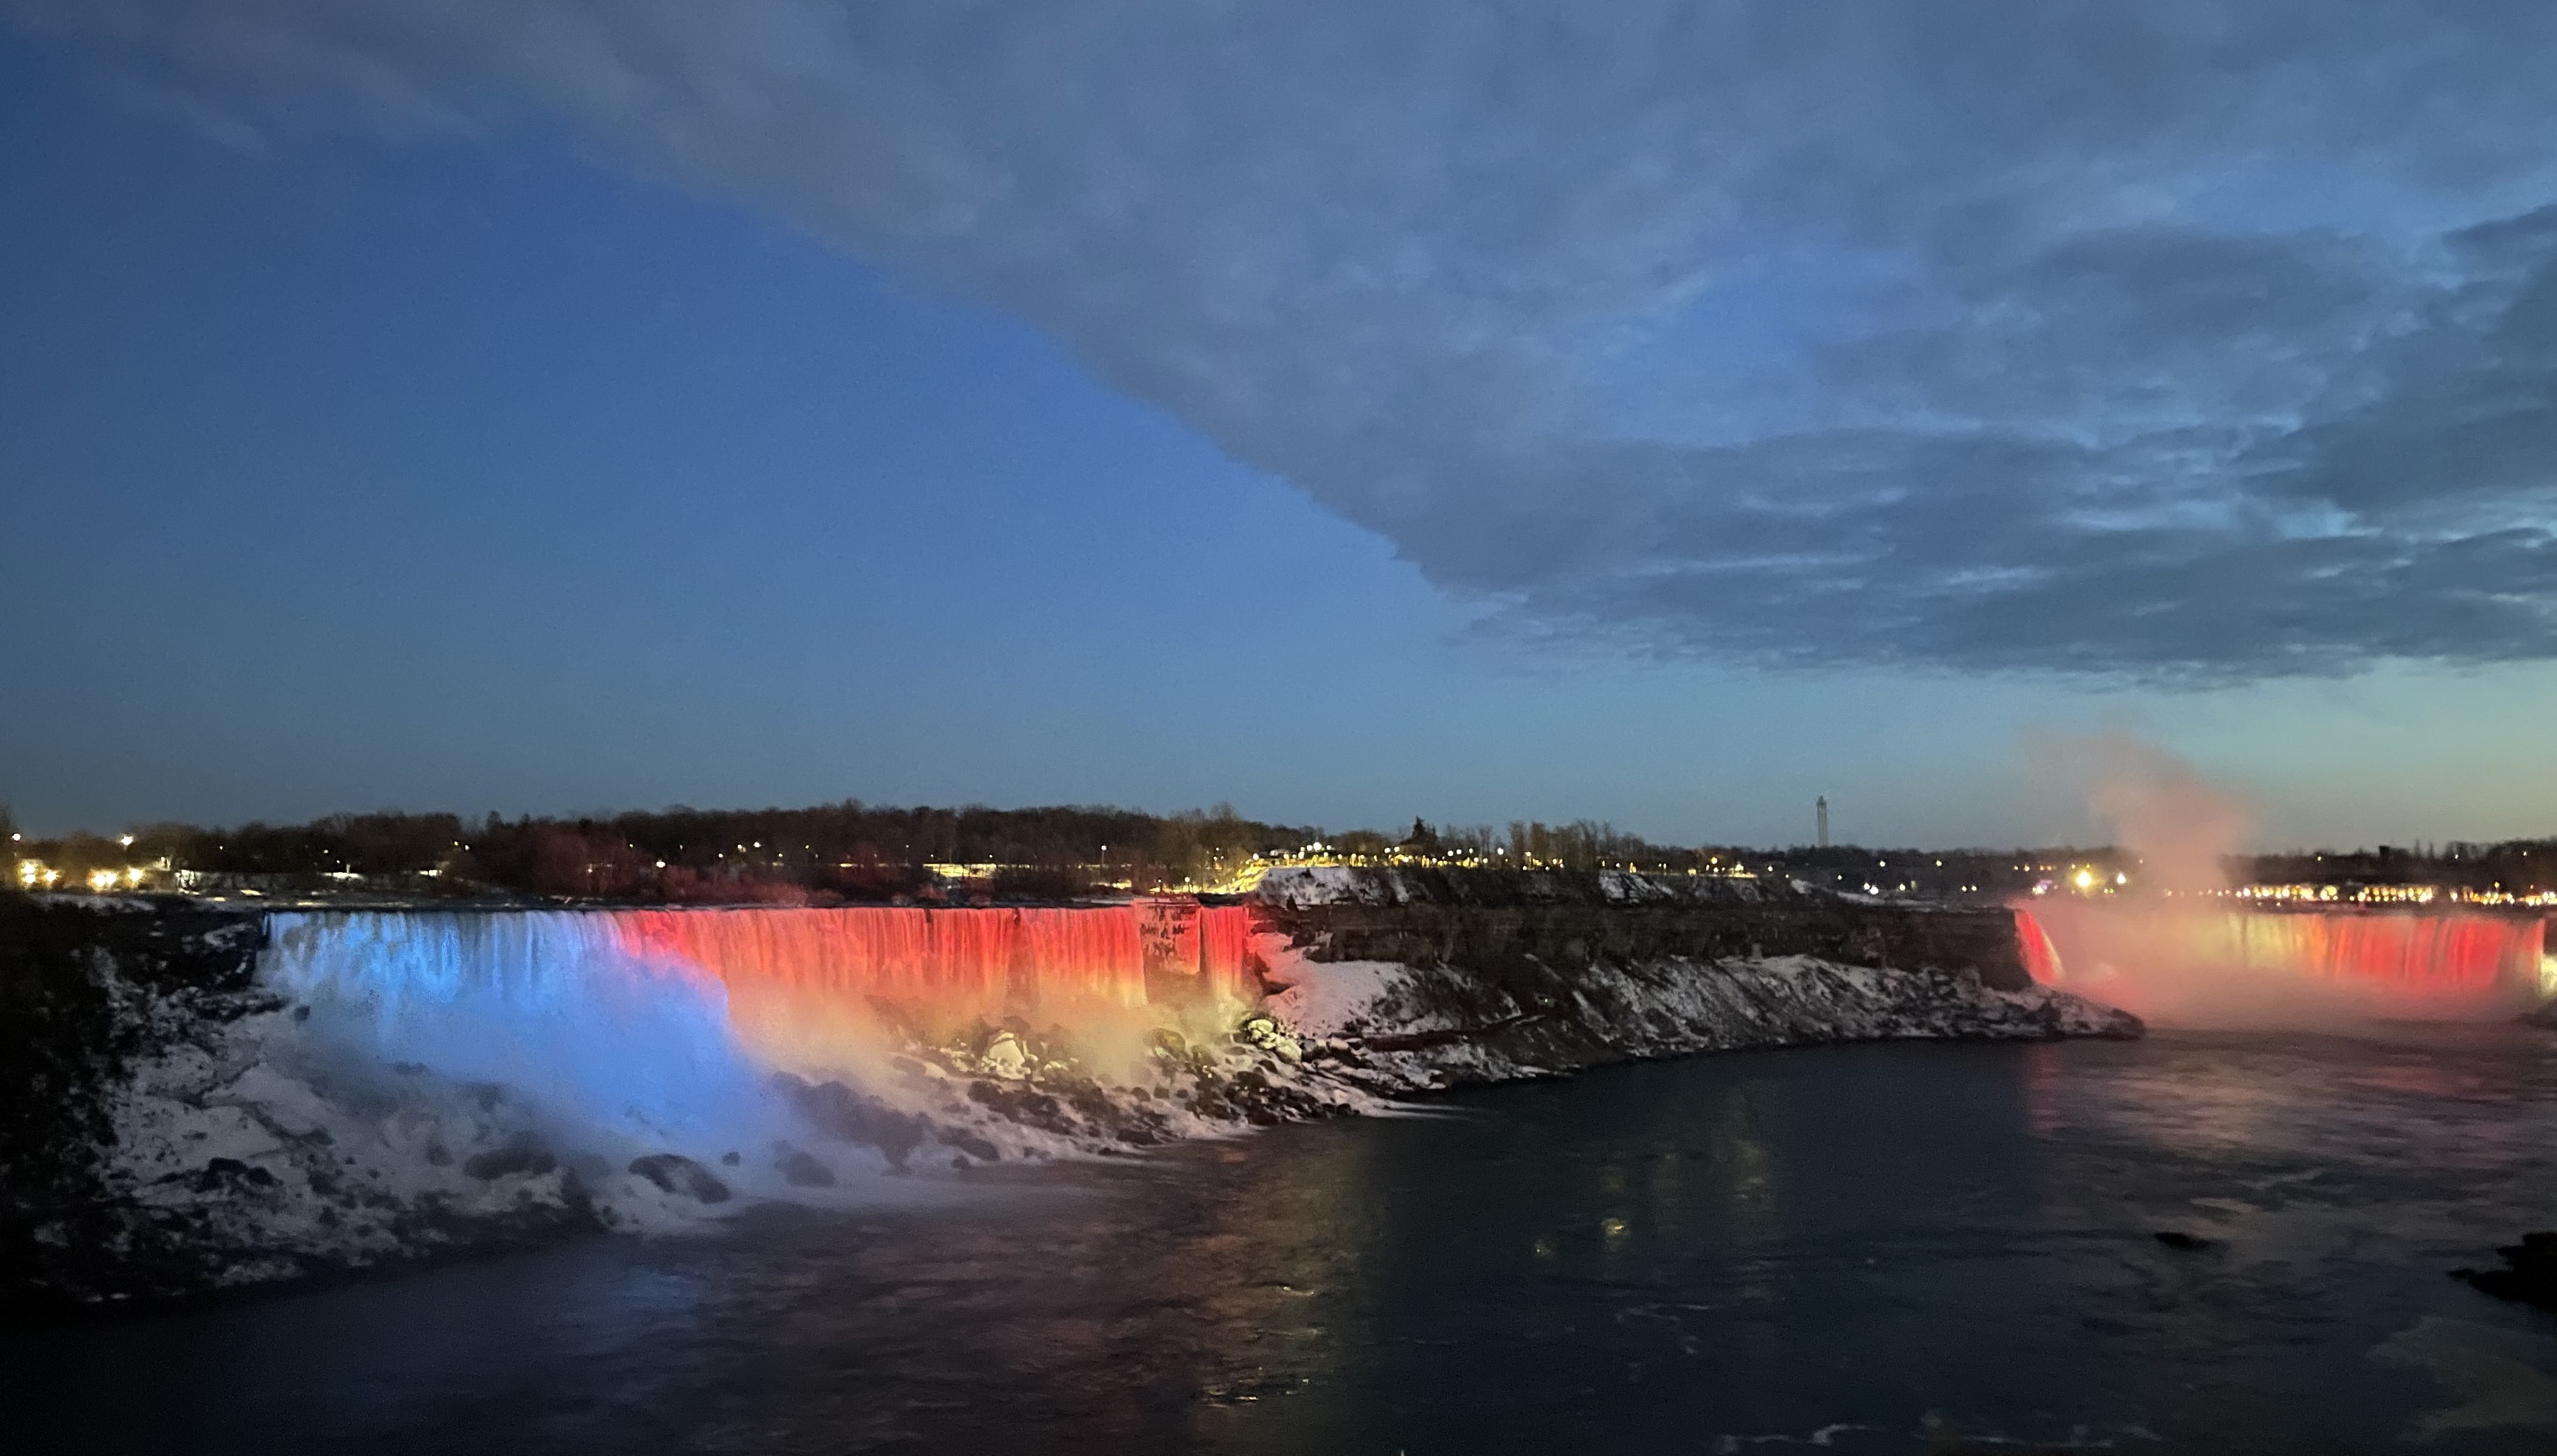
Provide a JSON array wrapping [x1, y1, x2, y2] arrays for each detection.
[[1255, 946, 2138, 1097], [2455, 1231, 2557, 1313], [1253, 865, 2040, 990]]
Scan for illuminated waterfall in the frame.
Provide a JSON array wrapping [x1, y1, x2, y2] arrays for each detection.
[[2015, 909, 2064, 986], [263, 909, 770, 1141], [2017, 904, 2545, 1024], [262, 904, 1268, 1131]]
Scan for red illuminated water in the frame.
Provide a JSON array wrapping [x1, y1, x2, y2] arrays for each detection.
[[2015, 904, 2545, 1024], [2015, 909, 2065, 985], [614, 902, 1263, 1072]]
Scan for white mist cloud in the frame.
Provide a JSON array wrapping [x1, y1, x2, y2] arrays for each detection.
[[2027, 730, 2253, 891]]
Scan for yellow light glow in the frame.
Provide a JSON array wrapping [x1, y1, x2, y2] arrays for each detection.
[[2072, 868, 2097, 891], [87, 868, 121, 893]]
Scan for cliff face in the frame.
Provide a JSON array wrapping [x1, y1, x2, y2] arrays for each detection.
[[1251, 865, 2037, 991], [1, 899, 620, 1312], [1239, 867, 2134, 1094], [1, 898, 273, 1303], [1260, 950, 2136, 1095]]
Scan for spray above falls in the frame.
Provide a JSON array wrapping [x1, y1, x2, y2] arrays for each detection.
[[2019, 903, 2548, 1024], [2017, 733, 2553, 1024]]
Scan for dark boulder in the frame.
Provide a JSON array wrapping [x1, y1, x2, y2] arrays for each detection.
[[2453, 1230, 2557, 1312], [935, 1127, 1001, 1162], [772, 1072, 929, 1170], [627, 1154, 731, 1205], [177, 1157, 280, 1194], [772, 1143, 838, 1187]]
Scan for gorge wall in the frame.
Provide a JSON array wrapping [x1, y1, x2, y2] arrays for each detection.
[[1256, 865, 2035, 990]]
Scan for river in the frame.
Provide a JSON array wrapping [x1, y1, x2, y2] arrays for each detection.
[[19, 1026, 2557, 1453]]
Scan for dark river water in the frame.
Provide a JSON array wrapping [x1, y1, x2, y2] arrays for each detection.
[[20, 1027, 2557, 1453]]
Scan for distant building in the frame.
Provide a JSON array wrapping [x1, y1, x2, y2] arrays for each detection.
[[1817, 797, 1830, 849]]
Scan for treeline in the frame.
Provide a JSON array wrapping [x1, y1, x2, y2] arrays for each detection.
[[12, 800, 1728, 901], [26, 802, 1320, 902], [1306, 817, 1723, 873], [2242, 840, 2557, 895], [29, 790, 2557, 903]]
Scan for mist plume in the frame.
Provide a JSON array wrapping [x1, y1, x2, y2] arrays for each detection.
[[2031, 731, 2251, 893], [2021, 732, 2541, 1026]]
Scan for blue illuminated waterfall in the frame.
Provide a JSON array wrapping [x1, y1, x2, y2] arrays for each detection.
[[263, 911, 769, 1145]]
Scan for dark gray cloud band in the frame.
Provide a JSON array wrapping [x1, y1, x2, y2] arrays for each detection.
[[22, 0, 2557, 678]]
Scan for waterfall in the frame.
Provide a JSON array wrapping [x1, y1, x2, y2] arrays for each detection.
[[2014, 909, 2064, 985], [260, 903, 1270, 1131], [2018, 904, 2545, 1025], [2208, 913, 2539, 997], [263, 909, 769, 1143], [1198, 906, 1260, 1007]]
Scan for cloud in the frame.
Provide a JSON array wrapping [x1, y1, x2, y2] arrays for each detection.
[[20, 0, 2557, 678]]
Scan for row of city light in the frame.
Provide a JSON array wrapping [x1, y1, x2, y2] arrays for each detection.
[[2237, 882, 2557, 907], [16, 860, 150, 891]]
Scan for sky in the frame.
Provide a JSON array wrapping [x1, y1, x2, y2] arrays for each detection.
[[8, 2, 2557, 850]]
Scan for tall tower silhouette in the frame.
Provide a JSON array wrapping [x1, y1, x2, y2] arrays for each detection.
[[1816, 796, 1829, 849]]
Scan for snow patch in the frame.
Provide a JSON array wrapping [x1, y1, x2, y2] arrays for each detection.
[[1258, 944, 1411, 1041], [1260, 950, 2139, 1099], [1254, 865, 1388, 907]]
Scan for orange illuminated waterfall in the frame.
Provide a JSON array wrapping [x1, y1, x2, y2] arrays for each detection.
[[1198, 906, 1260, 1006], [622, 906, 1146, 1012], [2014, 909, 2064, 985], [616, 905, 1153, 1073], [264, 902, 1271, 1100], [2018, 902, 2545, 1024]]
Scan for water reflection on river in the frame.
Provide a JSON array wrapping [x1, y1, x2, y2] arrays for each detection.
[[19, 1026, 2557, 1453]]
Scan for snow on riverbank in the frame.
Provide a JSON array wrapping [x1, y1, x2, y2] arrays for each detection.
[[1255, 938, 2139, 1094]]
